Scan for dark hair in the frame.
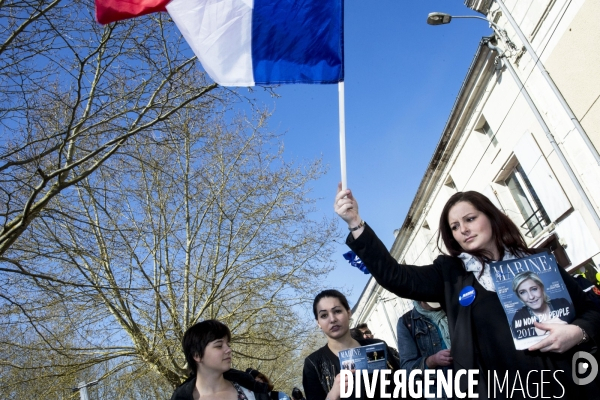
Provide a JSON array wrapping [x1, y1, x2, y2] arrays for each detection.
[[438, 191, 533, 273], [245, 368, 274, 391], [292, 387, 305, 400], [312, 289, 351, 319], [349, 328, 363, 341], [355, 323, 369, 331], [182, 319, 231, 375]]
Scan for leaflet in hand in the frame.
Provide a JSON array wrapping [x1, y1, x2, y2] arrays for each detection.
[[489, 252, 574, 350], [338, 342, 387, 373]]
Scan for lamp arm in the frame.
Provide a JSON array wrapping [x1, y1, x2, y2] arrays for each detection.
[[452, 15, 517, 50], [450, 15, 499, 30]]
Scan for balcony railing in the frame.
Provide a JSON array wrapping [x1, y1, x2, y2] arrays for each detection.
[[520, 207, 549, 237]]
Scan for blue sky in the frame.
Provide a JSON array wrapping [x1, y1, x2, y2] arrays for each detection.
[[250, 1, 492, 306]]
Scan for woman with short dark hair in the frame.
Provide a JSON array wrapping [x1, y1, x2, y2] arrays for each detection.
[[171, 320, 270, 400]]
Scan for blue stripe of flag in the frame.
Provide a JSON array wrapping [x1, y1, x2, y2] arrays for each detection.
[[251, 0, 344, 85]]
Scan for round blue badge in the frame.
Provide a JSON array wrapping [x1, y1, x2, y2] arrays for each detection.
[[459, 286, 476, 306]]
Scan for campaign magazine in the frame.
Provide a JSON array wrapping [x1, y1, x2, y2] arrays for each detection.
[[489, 252, 574, 350], [338, 342, 387, 373]]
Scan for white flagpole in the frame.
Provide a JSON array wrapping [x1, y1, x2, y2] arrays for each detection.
[[338, 81, 347, 190]]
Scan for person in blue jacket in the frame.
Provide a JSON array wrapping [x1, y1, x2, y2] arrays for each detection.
[[397, 300, 453, 399]]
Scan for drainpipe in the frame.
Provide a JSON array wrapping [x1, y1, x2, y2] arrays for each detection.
[[485, 38, 600, 231], [493, 0, 600, 166]]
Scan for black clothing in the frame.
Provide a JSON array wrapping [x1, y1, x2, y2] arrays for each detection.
[[386, 345, 401, 370], [347, 223, 600, 399], [171, 368, 270, 400], [573, 274, 600, 311], [302, 338, 400, 400]]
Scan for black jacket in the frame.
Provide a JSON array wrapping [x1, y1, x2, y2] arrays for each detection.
[[171, 369, 271, 400], [302, 338, 400, 400], [348, 223, 600, 399]]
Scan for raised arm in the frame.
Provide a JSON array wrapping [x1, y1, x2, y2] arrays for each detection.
[[334, 183, 365, 238], [347, 222, 446, 301], [334, 185, 446, 301]]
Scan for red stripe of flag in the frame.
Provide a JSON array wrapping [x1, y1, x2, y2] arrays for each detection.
[[95, 0, 170, 24]]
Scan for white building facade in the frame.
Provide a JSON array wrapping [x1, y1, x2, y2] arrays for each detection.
[[352, 0, 600, 347]]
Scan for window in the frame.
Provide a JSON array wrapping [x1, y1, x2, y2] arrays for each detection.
[[504, 164, 550, 237], [444, 175, 458, 197], [445, 176, 457, 190], [476, 120, 498, 147]]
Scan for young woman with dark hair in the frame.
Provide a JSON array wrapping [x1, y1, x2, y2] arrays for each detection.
[[245, 368, 292, 400], [171, 320, 271, 400], [437, 191, 534, 263], [334, 186, 600, 399], [245, 368, 275, 392], [302, 289, 400, 400]]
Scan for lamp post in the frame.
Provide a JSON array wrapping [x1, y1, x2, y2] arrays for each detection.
[[427, 12, 489, 26], [428, 8, 600, 167], [426, 12, 517, 51], [425, 11, 600, 232], [72, 380, 99, 400]]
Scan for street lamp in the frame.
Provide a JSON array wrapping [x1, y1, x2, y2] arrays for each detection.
[[426, 12, 490, 26], [426, 12, 517, 51], [426, 12, 452, 25], [424, 7, 600, 232]]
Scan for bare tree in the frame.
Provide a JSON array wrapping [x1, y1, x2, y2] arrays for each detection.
[[0, 104, 338, 397], [0, 0, 220, 256]]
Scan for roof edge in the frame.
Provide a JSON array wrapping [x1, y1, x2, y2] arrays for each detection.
[[390, 38, 496, 260]]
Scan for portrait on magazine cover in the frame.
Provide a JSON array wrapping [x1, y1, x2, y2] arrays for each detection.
[[510, 270, 573, 338]]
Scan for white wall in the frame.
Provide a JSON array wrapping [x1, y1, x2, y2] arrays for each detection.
[[353, 0, 600, 343]]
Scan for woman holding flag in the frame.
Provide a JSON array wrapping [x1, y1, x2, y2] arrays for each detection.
[[334, 185, 600, 399]]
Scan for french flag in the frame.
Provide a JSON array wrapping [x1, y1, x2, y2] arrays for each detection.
[[166, 0, 344, 86]]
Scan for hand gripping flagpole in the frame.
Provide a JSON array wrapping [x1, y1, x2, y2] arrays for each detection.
[[338, 81, 347, 190]]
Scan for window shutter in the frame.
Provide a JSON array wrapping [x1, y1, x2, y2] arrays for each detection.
[[513, 132, 571, 221]]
